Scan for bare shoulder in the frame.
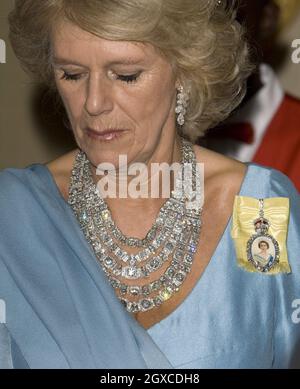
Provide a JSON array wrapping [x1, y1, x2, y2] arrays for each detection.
[[46, 148, 79, 201], [193, 144, 247, 200]]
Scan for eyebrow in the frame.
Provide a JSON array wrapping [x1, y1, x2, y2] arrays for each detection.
[[52, 57, 145, 67]]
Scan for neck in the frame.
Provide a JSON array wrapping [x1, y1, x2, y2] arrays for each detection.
[[90, 132, 183, 213]]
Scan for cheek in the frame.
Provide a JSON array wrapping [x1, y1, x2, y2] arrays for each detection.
[[57, 85, 84, 120], [131, 76, 175, 124]]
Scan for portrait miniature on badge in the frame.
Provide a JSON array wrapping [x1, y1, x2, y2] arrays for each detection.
[[247, 217, 280, 273]]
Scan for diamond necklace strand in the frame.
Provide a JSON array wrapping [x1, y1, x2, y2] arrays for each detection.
[[68, 137, 203, 313]]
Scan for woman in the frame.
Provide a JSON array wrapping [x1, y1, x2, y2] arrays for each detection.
[[253, 241, 274, 266], [0, 0, 299, 369]]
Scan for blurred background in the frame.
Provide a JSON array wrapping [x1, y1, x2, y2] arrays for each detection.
[[0, 0, 300, 169]]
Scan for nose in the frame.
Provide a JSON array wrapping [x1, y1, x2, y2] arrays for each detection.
[[84, 73, 114, 116]]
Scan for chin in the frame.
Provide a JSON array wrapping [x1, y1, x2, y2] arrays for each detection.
[[83, 147, 129, 172]]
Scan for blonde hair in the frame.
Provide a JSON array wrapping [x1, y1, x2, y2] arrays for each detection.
[[9, 0, 253, 141]]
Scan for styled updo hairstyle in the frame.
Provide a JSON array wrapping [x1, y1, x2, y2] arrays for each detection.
[[8, 0, 253, 141]]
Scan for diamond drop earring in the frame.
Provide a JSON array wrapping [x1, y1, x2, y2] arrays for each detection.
[[175, 86, 189, 127]]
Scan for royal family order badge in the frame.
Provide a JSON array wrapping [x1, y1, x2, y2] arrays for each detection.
[[231, 196, 291, 275], [246, 199, 280, 273]]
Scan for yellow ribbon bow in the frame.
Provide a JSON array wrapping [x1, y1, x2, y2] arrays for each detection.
[[231, 196, 291, 275]]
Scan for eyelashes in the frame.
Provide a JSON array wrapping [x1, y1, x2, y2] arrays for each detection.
[[60, 72, 82, 82], [60, 71, 141, 84], [117, 73, 140, 83]]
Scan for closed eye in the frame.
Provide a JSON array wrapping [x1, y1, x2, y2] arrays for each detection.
[[116, 73, 141, 83], [60, 71, 141, 84], [60, 72, 83, 82]]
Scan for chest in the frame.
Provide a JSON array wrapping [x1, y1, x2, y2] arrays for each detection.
[[133, 194, 234, 329], [146, 265, 276, 368]]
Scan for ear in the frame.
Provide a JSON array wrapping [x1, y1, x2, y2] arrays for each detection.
[[258, 0, 280, 40]]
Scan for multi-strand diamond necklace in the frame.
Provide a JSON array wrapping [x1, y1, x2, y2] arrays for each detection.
[[68, 137, 203, 313]]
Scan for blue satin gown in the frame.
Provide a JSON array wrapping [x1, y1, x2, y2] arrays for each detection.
[[0, 162, 299, 368]]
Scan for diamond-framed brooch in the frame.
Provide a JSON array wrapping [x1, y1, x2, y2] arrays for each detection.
[[246, 199, 280, 273]]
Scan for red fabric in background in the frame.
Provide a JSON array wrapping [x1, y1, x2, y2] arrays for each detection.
[[253, 94, 300, 192], [205, 122, 255, 144]]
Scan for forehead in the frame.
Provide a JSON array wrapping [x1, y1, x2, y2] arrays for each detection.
[[51, 20, 155, 65]]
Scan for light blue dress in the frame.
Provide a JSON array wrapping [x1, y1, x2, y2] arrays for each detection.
[[0, 162, 299, 369]]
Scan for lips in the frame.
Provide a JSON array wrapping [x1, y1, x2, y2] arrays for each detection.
[[85, 127, 128, 141]]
